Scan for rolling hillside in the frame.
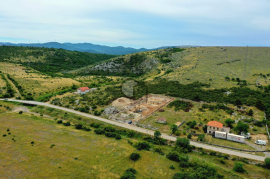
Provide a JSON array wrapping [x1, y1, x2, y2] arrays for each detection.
[[72, 46, 270, 89], [0, 46, 116, 76]]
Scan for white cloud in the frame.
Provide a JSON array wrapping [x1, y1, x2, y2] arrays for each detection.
[[0, 0, 270, 47]]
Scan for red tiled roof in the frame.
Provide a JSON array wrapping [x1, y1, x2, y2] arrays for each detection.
[[78, 87, 90, 92], [207, 121, 223, 128]]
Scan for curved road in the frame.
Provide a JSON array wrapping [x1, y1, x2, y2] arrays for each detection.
[[0, 99, 266, 162]]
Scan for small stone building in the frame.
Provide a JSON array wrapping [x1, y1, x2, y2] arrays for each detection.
[[156, 117, 167, 124], [207, 121, 230, 134]]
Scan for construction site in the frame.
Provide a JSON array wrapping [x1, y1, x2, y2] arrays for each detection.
[[109, 94, 174, 123]]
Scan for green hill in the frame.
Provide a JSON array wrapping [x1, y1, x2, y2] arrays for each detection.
[[0, 46, 116, 76]]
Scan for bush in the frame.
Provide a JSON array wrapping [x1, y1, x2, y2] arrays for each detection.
[[166, 152, 180, 162], [134, 142, 151, 151], [170, 165, 175, 169], [175, 137, 190, 149], [265, 157, 270, 169], [50, 144, 55, 148], [233, 162, 245, 173], [115, 134, 122, 140], [83, 126, 91, 131], [90, 123, 100, 128], [75, 123, 83, 129], [187, 133, 192, 139], [94, 129, 104, 135], [19, 111, 23, 114], [125, 168, 137, 174], [154, 147, 164, 154], [31, 141, 34, 144], [3, 134, 7, 137], [120, 172, 135, 179], [57, 120, 63, 124], [63, 121, 71, 126], [128, 139, 133, 145], [220, 158, 226, 164], [130, 153, 140, 161], [105, 132, 116, 138], [210, 151, 217, 156], [175, 131, 181, 136]]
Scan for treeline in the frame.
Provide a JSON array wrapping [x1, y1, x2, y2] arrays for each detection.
[[0, 46, 116, 77], [36, 84, 78, 102], [5, 74, 29, 99]]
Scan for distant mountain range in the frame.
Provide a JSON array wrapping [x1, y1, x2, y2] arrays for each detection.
[[0, 42, 197, 55]]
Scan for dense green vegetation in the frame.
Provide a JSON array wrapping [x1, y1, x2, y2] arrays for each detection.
[[0, 73, 15, 98], [0, 46, 116, 76]]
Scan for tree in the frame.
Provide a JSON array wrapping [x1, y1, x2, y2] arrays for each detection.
[[225, 118, 235, 128], [154, 130, 161, 139], [256, 100, 265, 111], [233, 162, 245, 173], [235, 99, 242, 106], [175, 137, 190, 149], [130, 153, 140, 161], [234, 121, 249, 134], [265, 157, 270, 169], [170, 124, 178, 134], [203, 125, 207, 133], [248, 109, 253, 116], [187, 133, 192, 139]]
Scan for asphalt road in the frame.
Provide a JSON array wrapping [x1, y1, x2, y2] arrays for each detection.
[[0, 99, 266, 162]]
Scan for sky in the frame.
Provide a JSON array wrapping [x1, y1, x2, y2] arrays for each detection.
[[0, 0, 270, 48]]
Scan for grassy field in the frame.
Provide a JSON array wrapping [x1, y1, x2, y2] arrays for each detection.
[[1, 110, 270, 178], [0, 62, 81, 99]]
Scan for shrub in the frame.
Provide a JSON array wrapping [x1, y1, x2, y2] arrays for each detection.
[[134, 142, 150, 151], [220, 158, 226, 164], [210, 151, 217, 156], [233, 162, 245, 173], [63, 121, 71, 126], [105, 132, 116, 138], [3, 134, 7, 137], [127, 130, 135, 137], [115, 134, 122, 140], [224, 154, 229, 159], [154, 147, 164, 154], [50, 144, 55, 148], [130, 153, 140, 161], [75, 123, 83, 129], [57, 120, 63, 124], [264, 157, 270, 169], [90, 123, 100, 128], [170, 165, 175, 169], [19, 111, 23, 114], [120, 172, 135, 179], [128, 139, 133, 145], [31, 141, 34, 144], [104, 126, 116, 132], [175, 131, 181, 136], [187, 133, 192, 139], [94, 129, 105, 135], [82, 126, 91, 131], [125, 168, 137, 174], [166, 152, 180, 162], [175, 137, 190, 149]]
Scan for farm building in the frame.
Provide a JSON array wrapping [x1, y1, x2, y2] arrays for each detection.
[[156, 117, 167, 124], [207, 121, 230, 134], [77, 87, 90, 94]]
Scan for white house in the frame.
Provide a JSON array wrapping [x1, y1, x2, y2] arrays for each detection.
[[77, 87, 90, 94]]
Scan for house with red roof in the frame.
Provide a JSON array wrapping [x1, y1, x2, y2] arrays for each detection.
[[77, 87, 90, 94], [207, 121, 230, 134]]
